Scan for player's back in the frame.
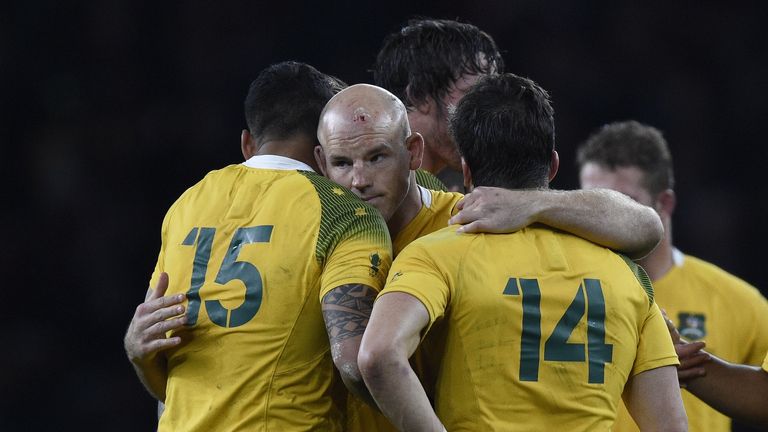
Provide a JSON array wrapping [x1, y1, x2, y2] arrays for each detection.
[[152, 160, 390, 431], [388, 225, 675, 431]]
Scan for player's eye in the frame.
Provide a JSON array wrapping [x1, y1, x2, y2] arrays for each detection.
[[370, 154, 385, 163], [332, 159, 351, 167]]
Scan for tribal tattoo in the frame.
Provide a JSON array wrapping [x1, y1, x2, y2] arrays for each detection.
[[322, 284, 376, 342]]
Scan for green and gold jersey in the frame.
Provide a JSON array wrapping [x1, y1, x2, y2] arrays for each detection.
[[150, 156, 392, 432], [381, 226, 678, 431], [414, 168, 448, 191], [613, 251, 768, 432], [347, 186, 462, 432], [393, 186, 463, 256]]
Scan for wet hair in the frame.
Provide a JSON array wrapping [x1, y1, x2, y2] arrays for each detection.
[[576, 120, 674, 195], [244, 61, 346, 144], [451, 73, 555, 189], [373, 18, 503, 111]]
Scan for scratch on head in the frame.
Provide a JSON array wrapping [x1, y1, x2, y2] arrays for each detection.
[[352, 107, 370, 123]]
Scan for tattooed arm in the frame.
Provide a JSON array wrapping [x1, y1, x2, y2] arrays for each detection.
[[321, 283, 378, 406]]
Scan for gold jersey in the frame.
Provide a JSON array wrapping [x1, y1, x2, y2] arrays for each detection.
[[347, 186, 462, 432], [613, 251, 768, 432], [150, 156, 392, 432], [393, 186, 463, 255], [381, 225, 678, 431]]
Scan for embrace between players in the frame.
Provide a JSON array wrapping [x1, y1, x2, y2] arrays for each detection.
[[124, 19, 768, 432]]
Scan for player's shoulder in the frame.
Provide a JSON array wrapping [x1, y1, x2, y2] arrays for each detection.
[[427, 188, 464, 211], [681, 254, 761, 296], [414, 169, 448, 191]]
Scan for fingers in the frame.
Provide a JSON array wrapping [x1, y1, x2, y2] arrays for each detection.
[[144, 336, 183, 354], [456, 221, 484, 234], [147, 272, 171, 301], [675, 341, 709, 385], [449, 209, 475, 226], [146, 314, 188, 338], [663, 312, 682, 344]]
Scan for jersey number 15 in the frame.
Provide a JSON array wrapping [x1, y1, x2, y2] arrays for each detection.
[[181, 226, 274, 328]]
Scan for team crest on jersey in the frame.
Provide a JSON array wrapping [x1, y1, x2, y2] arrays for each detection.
[[678, 312, 706, 340], [369, 252, 381, 276]]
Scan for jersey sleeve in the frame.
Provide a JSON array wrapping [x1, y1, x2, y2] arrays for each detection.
[[762, 351, 768, 373], [320, 212, 392, 299], [379, 240, 451, 334], [631, 302, 679, 376]]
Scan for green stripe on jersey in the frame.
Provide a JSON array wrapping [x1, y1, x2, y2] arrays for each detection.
[[415, 169, 447, 191], [619, 254, 655, 306], [299, 171, 390, 265]]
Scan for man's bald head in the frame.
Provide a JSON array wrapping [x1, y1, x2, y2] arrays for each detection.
[[318, 84, 410, 147], [314, 83, 424, 225]]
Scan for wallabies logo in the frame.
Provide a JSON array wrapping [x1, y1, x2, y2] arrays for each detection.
[[369, 252, 381, 276], [678, 312, 706, 341]]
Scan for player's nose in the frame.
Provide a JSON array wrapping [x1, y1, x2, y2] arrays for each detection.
[[350, 164, 372, 191]]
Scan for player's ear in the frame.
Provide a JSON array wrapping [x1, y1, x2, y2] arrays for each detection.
[[656, 189, 676, 217], [548, 150, 560, 183], [314, 145, 328, 176], [241, 129, 257, 160], [406, 132, 424, 170], [461, 158, 473, 192]]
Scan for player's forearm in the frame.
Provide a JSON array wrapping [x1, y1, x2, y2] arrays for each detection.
[[130, 356, 168, 402], [685, 355, 768, 426], [535, 189, 662, 258], [359, 351, 443, 432]]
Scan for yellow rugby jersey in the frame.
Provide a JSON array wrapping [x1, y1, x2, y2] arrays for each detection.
[[381, 225, 678, 431], [393, 186, 463, 255], [415, 168, 448, 191], [149, 156, 392, 432], [613, 251, 768, 432], [347, 186, 462, 432], [763, 351, 768, 372]]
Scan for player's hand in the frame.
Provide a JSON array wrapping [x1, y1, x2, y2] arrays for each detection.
[[449, 187, 541, 234], [661, 308, 710, 386], [124, 272, 187, 365]]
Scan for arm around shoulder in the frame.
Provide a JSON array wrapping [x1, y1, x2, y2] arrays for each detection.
[[535, 189, 663, 258]]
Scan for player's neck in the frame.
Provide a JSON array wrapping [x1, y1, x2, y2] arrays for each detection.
[[418, 147, 446, 175], [255, 136, 319, 171], [387, 174, 423, 239], [637, 234, 675, 281]]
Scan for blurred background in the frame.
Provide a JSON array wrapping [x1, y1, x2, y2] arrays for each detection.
[[3, 1, 767, 429]]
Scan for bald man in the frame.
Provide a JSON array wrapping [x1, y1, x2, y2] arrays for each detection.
[[314, 84, 668, 431], [316, 84, 663, 256]]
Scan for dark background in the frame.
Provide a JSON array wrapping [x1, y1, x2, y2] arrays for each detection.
[[3, 1, 767, 430]]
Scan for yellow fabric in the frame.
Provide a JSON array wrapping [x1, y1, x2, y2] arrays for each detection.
[[347, 188, 461, 432], [392, 188, 462, 256], [613, 254, 768, 432], [381, 226, 678, 431], [150, 164, 391, 432], [763, 351, 768, 372]]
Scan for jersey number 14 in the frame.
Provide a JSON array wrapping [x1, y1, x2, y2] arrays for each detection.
[[503, 277, 613, 384]]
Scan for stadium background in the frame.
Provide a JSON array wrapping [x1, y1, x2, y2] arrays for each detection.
[[3, 1, 767, 430]]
